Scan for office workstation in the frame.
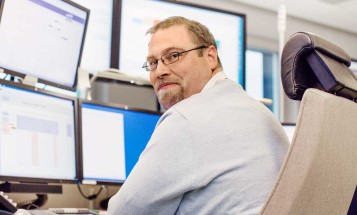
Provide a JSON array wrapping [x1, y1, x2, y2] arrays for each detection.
[[0, 0, 356, 214]]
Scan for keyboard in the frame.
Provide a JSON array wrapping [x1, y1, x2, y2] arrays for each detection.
[[47, 208, 98, 215], [20, 209, 57, 215]]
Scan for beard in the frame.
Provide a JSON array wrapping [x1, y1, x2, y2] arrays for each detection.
[[157, 87, 184, 111]]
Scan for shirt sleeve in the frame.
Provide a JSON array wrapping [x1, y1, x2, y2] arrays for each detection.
[[107, 110, 195, 215]]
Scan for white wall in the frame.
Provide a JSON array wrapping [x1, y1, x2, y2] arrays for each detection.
[[182, 0, 357, 58]]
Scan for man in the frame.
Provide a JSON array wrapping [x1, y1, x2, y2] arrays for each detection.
[[107, 16, 289, 215]]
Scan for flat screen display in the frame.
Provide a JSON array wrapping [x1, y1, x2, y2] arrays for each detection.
[[79, 100, 161, 184], [0, 0, 89, 90], [118, 0, 246, 86], [0, 79, 78, 183], [71, 0, 113, 74]]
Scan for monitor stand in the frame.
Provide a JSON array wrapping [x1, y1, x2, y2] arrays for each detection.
[[0, 182, 62, 194]]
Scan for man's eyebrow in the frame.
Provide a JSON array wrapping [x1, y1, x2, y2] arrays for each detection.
[[164, 47, 180, 53]]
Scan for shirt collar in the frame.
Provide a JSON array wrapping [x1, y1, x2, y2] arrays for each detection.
[[202, 71, 228, 92]]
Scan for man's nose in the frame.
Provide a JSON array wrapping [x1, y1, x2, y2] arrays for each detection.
[[154, 60, 170, 77]]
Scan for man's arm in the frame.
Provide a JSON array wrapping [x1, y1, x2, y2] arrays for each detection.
[[107, 111, 195, 215]]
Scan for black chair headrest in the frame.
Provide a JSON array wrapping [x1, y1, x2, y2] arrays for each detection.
[[281, 31, 357, 101]]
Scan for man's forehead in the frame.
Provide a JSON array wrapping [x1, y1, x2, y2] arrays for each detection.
[[151, 26, 190, 42], [146, 27, 193, 58]]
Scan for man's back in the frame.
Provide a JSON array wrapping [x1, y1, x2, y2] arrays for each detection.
[[108, 78, 289, 215], [170, 78, 289, 214]]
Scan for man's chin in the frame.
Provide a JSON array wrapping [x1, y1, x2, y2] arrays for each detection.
[[157, 93, 184, 111], [158, 98, 176, 111]]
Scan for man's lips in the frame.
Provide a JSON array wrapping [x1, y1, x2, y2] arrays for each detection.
[[157, 82, 178, 90]]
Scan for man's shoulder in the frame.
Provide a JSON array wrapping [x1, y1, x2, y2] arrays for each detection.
[[166, 80, 243, 116]]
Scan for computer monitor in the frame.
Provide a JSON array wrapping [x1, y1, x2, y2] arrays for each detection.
[[282, 123, 296, 143], [70, 0, 114, 74], [116, 0, 246, 86], [0, 79, 79, 193], [79, 100, 161, 185], [0, 0, 89, 91]]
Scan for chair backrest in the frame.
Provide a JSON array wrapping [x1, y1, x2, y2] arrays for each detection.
[[281, 32, 357, 101], [260, 32, 357, 215]]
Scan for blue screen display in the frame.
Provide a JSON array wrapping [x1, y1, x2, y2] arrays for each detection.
[[80, 102, 160, 184]]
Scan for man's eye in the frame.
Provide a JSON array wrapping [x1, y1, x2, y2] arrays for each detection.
[[168, 53, 179, 60], [149, 60, 158, 65]]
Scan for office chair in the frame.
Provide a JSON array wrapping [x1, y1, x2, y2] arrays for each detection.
[[260, 32, 357, 215]]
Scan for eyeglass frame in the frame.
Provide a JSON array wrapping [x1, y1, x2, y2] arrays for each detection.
[[142, 45, 207, 72]]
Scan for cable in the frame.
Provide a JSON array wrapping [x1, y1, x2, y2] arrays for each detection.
[[26, 203, 39, 210], [99, 196, 112, 210], [77, 184, 103, 200], [18, 194, 48, 210]]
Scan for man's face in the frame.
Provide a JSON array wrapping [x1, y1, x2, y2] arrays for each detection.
[[147, 25, 216, 111]]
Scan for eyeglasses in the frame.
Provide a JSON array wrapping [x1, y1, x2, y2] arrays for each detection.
[[142, 45, 207, 72]]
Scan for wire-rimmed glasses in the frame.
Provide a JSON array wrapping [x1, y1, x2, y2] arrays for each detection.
[[142, 45, 207, 72]]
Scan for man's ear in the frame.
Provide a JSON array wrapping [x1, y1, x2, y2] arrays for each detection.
[[207, 45, 218, 70]]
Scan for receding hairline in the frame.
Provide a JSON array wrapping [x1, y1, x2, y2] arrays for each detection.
[[146, 16, 195, 35], [146, 17, 215, 47]]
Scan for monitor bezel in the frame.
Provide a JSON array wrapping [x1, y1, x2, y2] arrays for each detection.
[[78, 98, 161, 185], [0, 0, 4, 24], [0, 79, 80, 184], [113, 0, 247, 88], [0, 0, 90, 91]]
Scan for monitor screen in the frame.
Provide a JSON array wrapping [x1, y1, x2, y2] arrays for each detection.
[[0, 0, 89, 91], [118, 0, 246, 86], [0, 79, 79, 184], [79, 100, 161, 184], [70, 0, 113, 74], [282, 123, 296, 143]]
